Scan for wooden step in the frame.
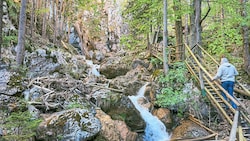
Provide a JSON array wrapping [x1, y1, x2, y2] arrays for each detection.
[[216, 100, 224, 103], [242, 127, 250, 130], [243, 133, 250, 137]]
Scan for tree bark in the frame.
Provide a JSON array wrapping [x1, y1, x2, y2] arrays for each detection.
[[30, 0, 35, 38], [42, 0, 47, 39], [173, 0, 184, 61], [163, 0, 169, 75], [74, 21, 90, 58], [190, 0, 196, 48], [0, 0, 3, 59], [16, 0, 27, 66], [241, 0, 250, 75], [194, 0, 202, 47], [190, 0, 205, 95]]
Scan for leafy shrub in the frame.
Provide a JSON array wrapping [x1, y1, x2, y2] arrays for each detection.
[[155, 62, 188, 108], [3, 110, 42, 141], [2, 35, 18, 47]]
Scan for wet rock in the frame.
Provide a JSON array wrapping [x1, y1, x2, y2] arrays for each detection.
[[95, 108, 138, 141], [90, 91, 146, 132], [109, 64, 151, 96], [153, 108, 173, 131]]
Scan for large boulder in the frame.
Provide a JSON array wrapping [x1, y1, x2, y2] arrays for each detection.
[[109, 60, 151, 96], [0, 68, 23, 96], [152, 108, 173, 131], [99, 56, 130, 79], [37, 108, 101, 141], [90, 91, 146, 132], [170, 119, 210, 140], [95, 108, 138, 141]]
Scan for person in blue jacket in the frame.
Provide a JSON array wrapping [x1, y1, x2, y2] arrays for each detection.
[[212, 57, 239, 109]]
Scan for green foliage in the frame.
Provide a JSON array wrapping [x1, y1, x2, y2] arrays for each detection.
[[66, 95, 85, 109], [6, 0, 20, 26], [155, 62, 188, 108], [34, 7, 50, 16], [66, 101, 84, 109], [122, 0, 163, 49], [120, 35, 146, 50], [202, 0, 243, 55], [7, 66, 28, 92], [150, 57, 163, 71], [3, 111, 42, 141], [204, 26, 242, 55], [2, 35, 18, 47], [150, 57, 162, 66]]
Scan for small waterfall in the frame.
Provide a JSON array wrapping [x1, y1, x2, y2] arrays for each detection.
[[86, 60, 100, 77], [129, 83, 170, 141]]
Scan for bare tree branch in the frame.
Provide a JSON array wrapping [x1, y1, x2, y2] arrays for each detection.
[[200, 0, 211, 25]]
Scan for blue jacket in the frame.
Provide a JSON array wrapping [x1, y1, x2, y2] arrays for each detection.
[[213, 58, 239, 82]]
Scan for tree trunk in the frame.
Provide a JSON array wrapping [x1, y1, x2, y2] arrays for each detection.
[[0, 0, 3, 59], [194, 0, 202, 46], [16, 0, 27, 66], [190, 0, 205, 95], [190, 0, 196, 48], [241, 0, 250, 75], [53, 1, 57, 44], [30, 0, 35, 38], [58, 0, 65, 40], [42, 0, 47, 39], [184, 14, 189, 46], [74, 21, 90, 58], [163, 0, 169, 75], [173, 0, 184, 61]]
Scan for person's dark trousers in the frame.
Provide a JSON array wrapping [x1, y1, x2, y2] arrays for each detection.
[[221, 81, 237, 109]]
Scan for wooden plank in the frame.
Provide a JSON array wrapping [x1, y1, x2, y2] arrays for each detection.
[[229, 110, 239, 141]]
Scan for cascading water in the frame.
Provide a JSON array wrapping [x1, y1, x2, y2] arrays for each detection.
[[129, 83, 170, 141], [86, 60, 100, 77]]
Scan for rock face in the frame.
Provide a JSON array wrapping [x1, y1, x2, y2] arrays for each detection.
[[95, 108, 138, 141], [153, 108, 173, 131], [171, 120, 210, 140], [0, 0, 218, 140], [90, 91, 146, 133], [99, 56, 130, 79], [0, 69, 20, 95], [37, 108, 101, 141]]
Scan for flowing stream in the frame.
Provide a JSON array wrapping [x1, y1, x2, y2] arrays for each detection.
[[86, 60, 100, 77], [129, 83, 170, 141]]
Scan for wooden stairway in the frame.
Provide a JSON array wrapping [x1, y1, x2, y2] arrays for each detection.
[[184, 43, 250, 141]]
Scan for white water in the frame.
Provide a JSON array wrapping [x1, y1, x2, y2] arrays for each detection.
[[129, 83, 170, 141], [86, 60, 100, 77]]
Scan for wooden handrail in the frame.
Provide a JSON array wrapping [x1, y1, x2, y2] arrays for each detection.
[[184, 43, 240, 106], [184, 43, 250, 141], [229, 109, 239, 141], [186, 59, 234, 124], [196, 43, 250, 97], [196, 44, 219, 66]]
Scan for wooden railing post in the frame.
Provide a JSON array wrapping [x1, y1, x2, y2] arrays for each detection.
[[229, 107, 240, 141]]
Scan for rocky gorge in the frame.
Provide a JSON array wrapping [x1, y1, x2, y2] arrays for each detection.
[[0, 0, 240, 140]]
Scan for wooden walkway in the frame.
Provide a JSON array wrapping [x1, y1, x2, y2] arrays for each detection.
[[184, 43, 250, 141]]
